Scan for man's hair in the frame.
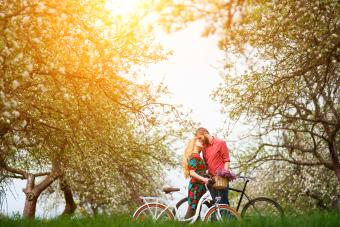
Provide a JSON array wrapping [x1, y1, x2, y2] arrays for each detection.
[[195, 127, 209, 136]]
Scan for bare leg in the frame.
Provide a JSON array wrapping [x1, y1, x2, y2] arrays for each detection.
[[184, 206, 195, 219]]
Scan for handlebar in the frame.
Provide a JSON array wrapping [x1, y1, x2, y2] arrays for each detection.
[[238, 176, 255, 180]]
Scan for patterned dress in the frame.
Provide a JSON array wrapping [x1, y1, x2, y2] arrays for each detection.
[[187, 153, 208, 210]]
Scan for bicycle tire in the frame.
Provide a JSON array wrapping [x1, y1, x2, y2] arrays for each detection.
[[241, 197, 284, 218], [132, 203, 174, 221], [203, 204, 241, 222]]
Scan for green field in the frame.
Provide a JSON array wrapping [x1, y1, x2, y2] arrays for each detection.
[[1, 212, 339, 227]]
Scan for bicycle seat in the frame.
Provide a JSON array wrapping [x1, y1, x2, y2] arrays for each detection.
[[163, 187, 180, 194]]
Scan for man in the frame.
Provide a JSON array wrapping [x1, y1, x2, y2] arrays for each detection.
[[195, 127, 230, 205]]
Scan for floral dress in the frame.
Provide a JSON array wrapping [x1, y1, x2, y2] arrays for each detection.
[[187, 153, 208, 211]]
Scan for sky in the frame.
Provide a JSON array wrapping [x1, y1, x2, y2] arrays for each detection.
[[1, 20, 230, 217]]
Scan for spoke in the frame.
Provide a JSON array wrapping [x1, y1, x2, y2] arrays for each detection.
[[251, 203, 263, 217], [155, 208, 167, 220], [154, 205, 158, 219]]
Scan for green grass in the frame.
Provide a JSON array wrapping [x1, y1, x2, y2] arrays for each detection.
[[0, 212, 339, 227]]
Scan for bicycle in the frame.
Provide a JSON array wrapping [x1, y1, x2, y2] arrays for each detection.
[[132, 180, 241, 223], [176, 176, 284, 219]]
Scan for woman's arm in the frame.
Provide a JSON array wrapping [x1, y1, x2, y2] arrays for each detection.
[[189, 170, 209, 184]]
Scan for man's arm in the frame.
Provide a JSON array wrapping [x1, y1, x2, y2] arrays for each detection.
[[220, 141, 230, 170], [224, 161, 230, 171]]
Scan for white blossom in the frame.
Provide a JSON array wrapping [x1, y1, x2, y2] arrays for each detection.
[[12, 110, 20, 118], [61, 13, 67, 20], [22, 138, 29, 145], [64, 93, 70, 100], [13, 53, 23, 62], [36, 2, 46, 12], [22, 16, 30, 24], [13, 135, 20, 144], [11, 100, 18, 108], [21, 120, 27, 128], [27, 63, 33, 72], [58, 67, 66, 74], [37, 17, 43, 26], [12, 80, 20, 90], [12, 40, 19, 49], [2, 111, 11, 118], [22, 71, 29, 78], [32, 38, 41, 44], [48, 8, 56, 14], [37, 84, 47, 92], [0, 91, 5, 101], [2, 46, 10, 56], [3, 101, 10, 108]]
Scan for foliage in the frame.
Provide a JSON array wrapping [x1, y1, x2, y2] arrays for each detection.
[[0, 0, 195, 216]]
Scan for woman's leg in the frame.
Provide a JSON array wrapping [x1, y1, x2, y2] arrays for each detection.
[[184, 206, 195, 219], [186, 183, 199, 219]]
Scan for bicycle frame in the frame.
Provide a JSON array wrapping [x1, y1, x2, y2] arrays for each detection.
[[138, 185, 216, 224], [229, 178, 252, 212], [173, 190, 212, 223]]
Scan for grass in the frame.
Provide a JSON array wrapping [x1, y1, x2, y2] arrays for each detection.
[[0, 212, 339, 227]]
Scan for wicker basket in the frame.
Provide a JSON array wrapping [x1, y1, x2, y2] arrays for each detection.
[[212, 175, 229, 189]]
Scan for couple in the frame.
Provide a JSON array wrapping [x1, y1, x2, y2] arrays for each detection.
[[182, 127, 230, 218]]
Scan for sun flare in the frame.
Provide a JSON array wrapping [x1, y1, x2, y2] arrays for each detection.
[[105, 0, 140, 15]]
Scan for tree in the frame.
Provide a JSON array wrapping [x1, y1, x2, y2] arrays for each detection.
[[211, 0, 340, 181], [0, 0, 193, 218], [155, 0, 339, 209]]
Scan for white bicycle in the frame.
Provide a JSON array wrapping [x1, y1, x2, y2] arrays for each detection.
[[132, 180, 241, 223]]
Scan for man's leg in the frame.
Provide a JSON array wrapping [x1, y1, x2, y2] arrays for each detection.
[[208, 185, 218, 202], [218, 185, 229, 205]]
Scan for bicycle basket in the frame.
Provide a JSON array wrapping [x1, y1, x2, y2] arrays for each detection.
[[212, 176, 228, 189]]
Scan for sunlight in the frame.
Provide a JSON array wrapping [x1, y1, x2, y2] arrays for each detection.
[[105, 0, 140, 16]]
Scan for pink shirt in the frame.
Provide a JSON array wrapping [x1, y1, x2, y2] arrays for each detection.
[[202, 137, 230, 176]]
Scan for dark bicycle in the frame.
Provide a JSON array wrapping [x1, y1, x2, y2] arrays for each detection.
[[176, 176, 284, 219]]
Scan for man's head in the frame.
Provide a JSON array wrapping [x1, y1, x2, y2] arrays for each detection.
[[195, 127, 210, 145]]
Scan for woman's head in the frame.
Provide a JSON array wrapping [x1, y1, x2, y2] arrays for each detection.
[[182, 138, 203, 178]]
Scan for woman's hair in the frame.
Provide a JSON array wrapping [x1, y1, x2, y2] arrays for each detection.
[[182, 138, 197, 178]]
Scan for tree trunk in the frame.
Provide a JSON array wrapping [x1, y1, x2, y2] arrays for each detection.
[[23, 174, 37, 218], [60, 178, 77, 215], [335, 168, 340, 183], [329, 140, 340, 183], [22, 160, 61, 218]]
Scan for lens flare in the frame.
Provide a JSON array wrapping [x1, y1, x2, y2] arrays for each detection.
[[105, 0, 140, 15]]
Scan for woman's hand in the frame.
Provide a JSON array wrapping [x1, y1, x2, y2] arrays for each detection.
[[202, 177, 210, 184]]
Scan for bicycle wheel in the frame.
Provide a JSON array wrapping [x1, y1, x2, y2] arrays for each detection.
[[203, 204, 241, 222], [176, 197, 212, 220], [132, 203, 174, 222], [241, 197, 284, 218]]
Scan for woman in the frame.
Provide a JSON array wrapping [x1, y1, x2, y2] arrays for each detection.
[[182, 138, 210, 219]]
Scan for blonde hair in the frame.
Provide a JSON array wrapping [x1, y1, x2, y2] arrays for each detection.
[[182, 138, 199, 178]]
